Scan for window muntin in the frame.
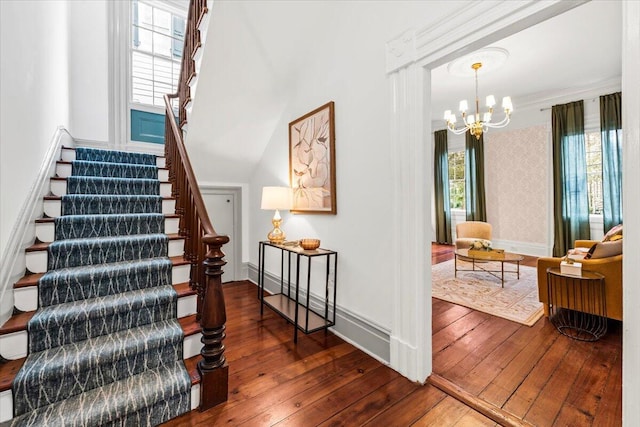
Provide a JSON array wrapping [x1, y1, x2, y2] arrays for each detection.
[[131, 0, 185, 108]]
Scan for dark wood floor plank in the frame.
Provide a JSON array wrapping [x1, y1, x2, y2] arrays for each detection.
[[432, 310, 491, 354], [522, 340, 593, 426], [189, 350, 372, 426], [563, 335, 621, 421], [443, 318, 549, 395], [238, 355, 383, 426], [432, 301, 475, 333], [273, 364, 398, 426], [592, 345, 622, 427], [411, 396, 475, 426], [316, 376, 419, 427], [501, 332, 573, 418], [478, 321, 559, 407], [361, 385, 447, 426], [433, 313, 519, 375]]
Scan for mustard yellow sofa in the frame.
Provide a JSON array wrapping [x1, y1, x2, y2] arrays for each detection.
[[536, 240, 622, 321]]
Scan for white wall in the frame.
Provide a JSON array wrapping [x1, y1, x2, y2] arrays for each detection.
[[0, 0, 70, 258], [68, 0, 110, 142], [246, 1, 465, 349]]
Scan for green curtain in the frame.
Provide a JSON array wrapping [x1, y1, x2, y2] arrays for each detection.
[[600, 92, 623, 233], [465, 131, 486, 221], [434, 130, 452, 244], [552, 100, 590, 257]]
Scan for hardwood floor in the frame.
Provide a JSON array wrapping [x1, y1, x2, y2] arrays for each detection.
[[165, 245, 622, 426]]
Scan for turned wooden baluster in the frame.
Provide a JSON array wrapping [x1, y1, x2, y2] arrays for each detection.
[[198, 233, 230, 409]]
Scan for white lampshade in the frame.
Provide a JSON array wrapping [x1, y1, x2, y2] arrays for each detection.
[[486, 95, 496, 107], [483, 112, 492, 122], [459, 100, 468, 112], [502, 96, 513, 111], [261, 186, 292, 210], [444, 110, 452, 121]]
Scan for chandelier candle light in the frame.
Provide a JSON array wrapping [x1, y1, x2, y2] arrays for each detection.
[[444, 62, 513, 140], [261, 186, 293, 244]]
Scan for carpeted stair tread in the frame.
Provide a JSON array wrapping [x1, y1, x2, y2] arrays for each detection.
[[38, 257, 172, 307], [47, 233, 168, 270], [75, 147, 157, 166], [54, 213, 165, 240], [28, 285, 177, 352], [60, 194, 163, 215], [9, 361, 191, 426], [14, 319, 185, 416], [71, 160, 158, 179], [66, 176, 160, 196]]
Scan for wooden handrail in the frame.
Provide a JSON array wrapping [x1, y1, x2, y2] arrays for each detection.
[[163, 0, 229, 411]]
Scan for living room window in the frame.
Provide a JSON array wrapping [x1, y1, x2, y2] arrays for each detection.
[[448, 150, 465, 209], [586, 131, 603, 215]]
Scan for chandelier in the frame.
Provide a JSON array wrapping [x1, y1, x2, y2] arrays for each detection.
[[444, 62, 513, 140]]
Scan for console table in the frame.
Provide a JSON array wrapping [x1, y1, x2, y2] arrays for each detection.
[[546, 267, 607, 341], [258, 241, 337, 343]]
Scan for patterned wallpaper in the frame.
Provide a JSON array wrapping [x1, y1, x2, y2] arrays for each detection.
[[484, 125, 549, 244]]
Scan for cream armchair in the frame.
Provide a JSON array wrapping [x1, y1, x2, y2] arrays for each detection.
[[455, 221, 492, 250]]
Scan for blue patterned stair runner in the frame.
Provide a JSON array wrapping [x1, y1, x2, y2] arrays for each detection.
[[8, 147, 190, 426], [61, 195, 163, 215], [55, 213, 165, 240], [71, 160, 158, 179]]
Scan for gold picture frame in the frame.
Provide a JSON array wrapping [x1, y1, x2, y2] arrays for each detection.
[[289, 101, 336, 214]]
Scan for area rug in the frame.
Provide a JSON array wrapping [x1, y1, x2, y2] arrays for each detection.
[[432, 259, 544, 326]]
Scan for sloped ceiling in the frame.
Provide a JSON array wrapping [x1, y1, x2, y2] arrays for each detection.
[[185, 1, 333, 184]]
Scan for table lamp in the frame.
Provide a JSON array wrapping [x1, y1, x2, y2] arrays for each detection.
[[261, 186, 292, 243]]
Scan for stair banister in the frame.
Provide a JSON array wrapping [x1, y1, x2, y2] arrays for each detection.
[[163, 0, 229, 411]]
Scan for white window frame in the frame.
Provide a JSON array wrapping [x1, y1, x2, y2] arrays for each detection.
[[108, 0, 187, 150]]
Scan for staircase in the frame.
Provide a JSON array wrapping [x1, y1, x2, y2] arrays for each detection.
[[0, 147, 204, 425]]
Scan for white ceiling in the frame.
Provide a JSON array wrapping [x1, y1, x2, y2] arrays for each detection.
[[430, 0, 622, 122]]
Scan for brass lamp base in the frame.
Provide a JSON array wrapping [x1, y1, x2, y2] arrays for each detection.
[[267, 214, 286, 244]]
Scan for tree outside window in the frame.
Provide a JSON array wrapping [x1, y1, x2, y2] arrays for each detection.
[[448, 151, 465, 210], [586, 131, 603, 215]]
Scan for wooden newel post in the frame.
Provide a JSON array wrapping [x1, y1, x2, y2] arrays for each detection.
[[198, 233, 230, 410]]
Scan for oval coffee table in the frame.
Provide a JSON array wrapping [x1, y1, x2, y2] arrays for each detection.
[[454, 248, 525, 288]]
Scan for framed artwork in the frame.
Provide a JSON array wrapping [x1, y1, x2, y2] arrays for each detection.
[[289, 101, 337, 214]]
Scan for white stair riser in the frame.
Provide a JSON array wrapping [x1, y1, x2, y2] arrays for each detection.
[[1, 296, 198, 361], [55, 163, 169, 181], [61, 150, 166, 168], [35, 217, 179, 243], [50, 180, 172, 198], [26, 238, 185, 274], [14, 263, 191, 313], [0, 390, 12, 423], [0, 338, 201, 424], [43, 199, 176, 218], [191, 384, 200, 410]]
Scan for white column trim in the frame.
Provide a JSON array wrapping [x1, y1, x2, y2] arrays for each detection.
[[385, 0, 620, 387], [622, 2, 640, 425], [107, 0, 130, 148]]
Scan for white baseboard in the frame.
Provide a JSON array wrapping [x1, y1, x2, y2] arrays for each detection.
[[0, 127, 74, 327], [247, 263, 390, 363], [490, 239, 549, 257]]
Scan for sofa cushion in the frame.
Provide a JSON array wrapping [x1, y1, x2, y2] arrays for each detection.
[[585, 239, 623, 259], [603, 224, 623, 242]]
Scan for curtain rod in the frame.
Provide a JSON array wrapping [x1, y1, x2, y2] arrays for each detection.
[[539, 96, 599, 112]]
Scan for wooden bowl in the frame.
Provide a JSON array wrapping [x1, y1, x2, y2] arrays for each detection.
[[300, 239, 320, 250]]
